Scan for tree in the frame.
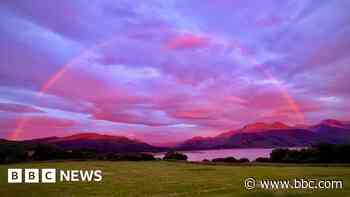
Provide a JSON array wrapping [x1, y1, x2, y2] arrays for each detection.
[[255, 157, 270, 162], [163, 151, 188, 161], [270, 148, 288, 162]]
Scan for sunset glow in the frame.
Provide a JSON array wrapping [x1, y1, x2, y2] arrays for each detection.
[[1, 1, 349, 145]]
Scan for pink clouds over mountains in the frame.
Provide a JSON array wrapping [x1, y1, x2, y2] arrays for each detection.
[[0, 0, 349, 144]]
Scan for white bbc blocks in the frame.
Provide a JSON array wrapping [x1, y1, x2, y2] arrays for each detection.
[[8, 168, 56, 183], [24, 169, 39, 183], [8, 169, 22, 183], [41, 169, 56, 183]]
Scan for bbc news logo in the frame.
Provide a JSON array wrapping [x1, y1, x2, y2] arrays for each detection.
[[8, 168, 102, 183]]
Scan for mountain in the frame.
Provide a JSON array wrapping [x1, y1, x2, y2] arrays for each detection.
[[25, 133, 165, 153], [310, 119, 350, 144], [3, 119, 350, 153], [241, 122, 291, 132], [217, 122, 291, 138], [0, 133, 167, 163], [177, 120, 350, 150], [310, 119, 349, 131]]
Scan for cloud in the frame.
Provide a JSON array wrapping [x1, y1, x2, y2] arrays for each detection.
[[0, 87, 93, 114], [165, 34, 209, 50], [255, 16, 282, 27], [93, 110, 175, 127], [171, 109, 212, 120], [1, 0, 350, 142], [0, 114, 76, 139], [19, 115, 76, 128], [0, 102, 43, 113]]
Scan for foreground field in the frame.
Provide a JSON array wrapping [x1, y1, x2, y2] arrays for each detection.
[[0, 161, 349, 197]]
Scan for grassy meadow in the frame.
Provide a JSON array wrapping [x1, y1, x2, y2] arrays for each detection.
[[0, 161, 349, 197]]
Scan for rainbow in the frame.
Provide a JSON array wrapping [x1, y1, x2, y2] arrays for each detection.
[[10, 40, 305, 140], [10, 37, 117, 140], [257, 65, 305, 123]]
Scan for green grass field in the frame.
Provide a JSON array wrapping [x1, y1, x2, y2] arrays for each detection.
[[0, 161, 349, 197]]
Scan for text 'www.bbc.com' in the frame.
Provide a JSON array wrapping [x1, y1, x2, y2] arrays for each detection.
[[244, 177, 344, 190]]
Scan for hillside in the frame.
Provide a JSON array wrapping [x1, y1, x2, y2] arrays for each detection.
[[26, 133, 165, 153], [178, 119, 350, 150]]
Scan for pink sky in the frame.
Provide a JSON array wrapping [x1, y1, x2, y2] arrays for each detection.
[[0, 0, 350, 144]]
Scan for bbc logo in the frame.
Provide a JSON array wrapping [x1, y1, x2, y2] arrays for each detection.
[[8, 168, 56, 183]]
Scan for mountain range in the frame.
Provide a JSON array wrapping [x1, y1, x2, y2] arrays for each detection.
[[177, 119, 350, 150], [23, 133, 165, 153], [2, 119, 350, 153]]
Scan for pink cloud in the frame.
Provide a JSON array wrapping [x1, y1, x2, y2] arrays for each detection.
[[223, 96, 248, 105], [166, 34, 209, 50], [0, 103, 43, 113], [93, 110, 173, 127], [20, 116, 76, 128], [273, 101, 322, 116], [171, 109, 212, 120], [1, 115, 76, 139], [92, 104, 165, 128], [44, 66, 144, 107], [255, 16, 282, 27]]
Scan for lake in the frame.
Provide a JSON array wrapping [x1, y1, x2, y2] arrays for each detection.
[[154, 148, 275, 162]]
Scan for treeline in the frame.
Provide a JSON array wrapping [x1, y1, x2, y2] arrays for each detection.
[[211, 157, 249, 163], [2, 141, 350, 164], [203, 144, 350, 164], [267, 144, 350, 163], [0, 140, 29, 163], [0, 141, 192, 164], [0, 142, 158, 164]]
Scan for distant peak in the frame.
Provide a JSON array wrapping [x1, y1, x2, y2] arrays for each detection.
[[189, 136, 210, 141], [58, 132, 128, 141], [321, 119, 342, 124], [271, 121, 289, 128], [319, 119, 344, 127], [243, 122, 268, 129], [241, 121, 290, 132]]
